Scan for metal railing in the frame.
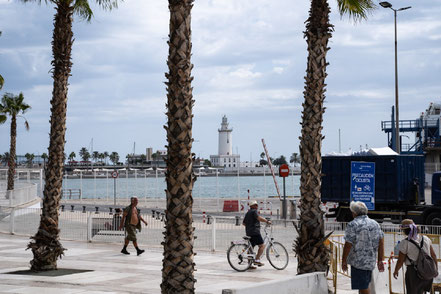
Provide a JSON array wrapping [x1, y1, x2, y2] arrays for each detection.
[[2, 209, 441, 259], [0, 183, 38, 207]]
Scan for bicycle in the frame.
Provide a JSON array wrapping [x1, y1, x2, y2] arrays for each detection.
[[227, 223, 289, 271]]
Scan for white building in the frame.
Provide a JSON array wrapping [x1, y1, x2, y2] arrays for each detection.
[[210, 116, 240, 168]]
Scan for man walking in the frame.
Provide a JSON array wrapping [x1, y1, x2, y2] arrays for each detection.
[[342, 201, 384, 294], [242, 200, 271, 268], [119, 197, 148, 255]]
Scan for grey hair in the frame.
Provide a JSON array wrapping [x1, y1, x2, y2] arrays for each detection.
[[349, 201, 368, 216]]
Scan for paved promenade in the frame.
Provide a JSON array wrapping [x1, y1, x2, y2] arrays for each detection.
[[0, 233, 302, 294]]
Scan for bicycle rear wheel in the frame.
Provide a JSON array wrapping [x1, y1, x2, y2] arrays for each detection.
[[266, 241, 289, 270], [227, 243, 252, 272]]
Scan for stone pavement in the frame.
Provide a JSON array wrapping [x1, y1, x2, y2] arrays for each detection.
[[0, 233, 301, 294], [0, 233, 407, 294]]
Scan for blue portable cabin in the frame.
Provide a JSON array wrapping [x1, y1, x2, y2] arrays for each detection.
[[321, 155, 425, 205]]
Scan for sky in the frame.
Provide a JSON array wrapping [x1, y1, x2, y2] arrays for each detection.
[[1, 0, 440, 163]]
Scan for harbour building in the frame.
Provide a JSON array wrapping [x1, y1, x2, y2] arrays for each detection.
[[210, 116, 240, 168]]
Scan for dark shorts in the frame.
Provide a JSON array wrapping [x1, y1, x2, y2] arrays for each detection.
[[125, 224, 137, 242], [351, 267, 372, 290], [249, 234, 264, 247]]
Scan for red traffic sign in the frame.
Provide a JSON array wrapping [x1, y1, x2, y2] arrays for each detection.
[[111, 171, 119, 178], [279, 164, 290, 177]]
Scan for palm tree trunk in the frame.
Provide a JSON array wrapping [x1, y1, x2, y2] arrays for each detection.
[[7, 115, 16, 191], [28, 2, 73, 271], [161, 0, 196, 293], [295, 0, 333, 274]]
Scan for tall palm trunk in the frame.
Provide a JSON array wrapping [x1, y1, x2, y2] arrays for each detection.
[[161, 0, 196, 293], [28, 2, 73, 271], [7, 115, 16, 191], [295, 0, 333, 274]]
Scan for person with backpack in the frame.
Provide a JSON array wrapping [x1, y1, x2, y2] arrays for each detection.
[[393, 219, 438, 294]]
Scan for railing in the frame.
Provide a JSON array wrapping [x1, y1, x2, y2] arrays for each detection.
[[3, 208, 440, 258], [381, 119, 422, 131], [61, 189, 82, 200], [0, 183, 38, 207]]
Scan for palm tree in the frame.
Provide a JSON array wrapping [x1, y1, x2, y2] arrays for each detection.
[[295, 0, 375, 274], [25, 153, 35, 167], [0, 93, 31, 191], [41, 152, 48, 169], [109, 152, 119, 166], [161, 0, 196, 292], [103, 151, 109, 165], [2, 152, 10, 166], [92, 151, 99, 163], [68, 152, 76, 164], [26, 0, 119, 272], [79, 147, 90, 162], [290, 152, 300, 166]]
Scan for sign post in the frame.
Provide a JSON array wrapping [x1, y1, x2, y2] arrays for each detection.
[[350, 162, 375, 210], [111, 170, 119, 206], [279, 164, 290, 219]]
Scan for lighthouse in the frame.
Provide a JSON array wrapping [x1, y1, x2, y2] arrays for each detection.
[[218, 115, 233, 155], [210, 115, 240, 168]]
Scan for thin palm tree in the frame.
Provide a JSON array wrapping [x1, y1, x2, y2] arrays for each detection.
[[295, 0, 375, 274], [0, 93, 31, 192], [26, 0, 119, 271], [161, 0, 196, 292]]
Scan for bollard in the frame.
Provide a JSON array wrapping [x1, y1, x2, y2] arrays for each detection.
[[61, 205, 65, 212], [71, 205, 74, 212], [156, 211, 161, 220], [152, 210, 156, 218], [95, 206, 99, 214], [161, 213, 165, 222], [82, 206, 86, 213], [207, 215, 212, 225], [203, 211, 206, 224], [109, 207, 113, 214], [235, 215, 240, 226]]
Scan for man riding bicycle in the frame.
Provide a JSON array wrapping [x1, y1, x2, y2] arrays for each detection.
[[242, 200, 271, 268]]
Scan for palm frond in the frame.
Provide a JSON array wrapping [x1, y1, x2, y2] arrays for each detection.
[[73, 0, 94, 21], [96, 0, 119, 10], [336, 0, 376, 22], [0, 74, 4, 90], [0, 115, 6, 125]]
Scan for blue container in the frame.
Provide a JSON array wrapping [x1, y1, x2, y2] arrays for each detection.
[[321, 155, 425, 204], [431, 172, 441, 205]]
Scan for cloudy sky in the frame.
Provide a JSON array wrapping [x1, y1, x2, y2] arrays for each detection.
[[0, 0, 440, 162]]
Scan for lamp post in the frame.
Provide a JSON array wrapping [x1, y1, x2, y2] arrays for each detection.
[[379, 1, 411, 154]]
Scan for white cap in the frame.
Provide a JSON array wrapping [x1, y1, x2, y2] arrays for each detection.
[[249, 200, 258, 206]]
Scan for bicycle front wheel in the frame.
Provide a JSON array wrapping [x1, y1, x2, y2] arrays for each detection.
[[227, 243, 252, 272], [266, 241, 289, 270]]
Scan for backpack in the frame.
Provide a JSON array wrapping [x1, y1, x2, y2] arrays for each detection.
[[407, 237, 438, 280]]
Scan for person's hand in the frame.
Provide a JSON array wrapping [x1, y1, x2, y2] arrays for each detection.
[[143, 220, 148, 226], [342, 260, 348, 273], [377, 260, 385, 272], [267, 221, 271, 225], [393, 271, 399, 279]]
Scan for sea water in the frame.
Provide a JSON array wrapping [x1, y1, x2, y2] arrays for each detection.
[[59, 175, 301, 200]]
